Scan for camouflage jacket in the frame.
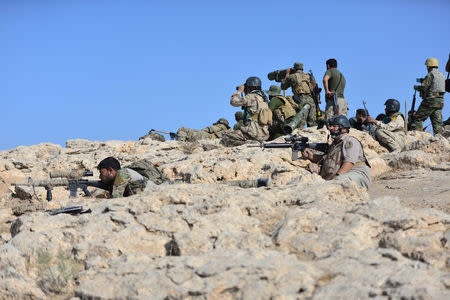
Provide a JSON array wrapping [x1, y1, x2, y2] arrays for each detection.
[[281, 71, 313, 96], [375, 113, 406, 133], [203, 123, 230, 138], [230, 92, 270, 141], [418, 69, 445, 101], [111, 168, 148, 198]]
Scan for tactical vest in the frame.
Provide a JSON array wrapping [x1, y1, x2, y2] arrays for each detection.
[[272, 96, 297, 120], [292, 72, 313, 96], [429, 69, 445, 93], [319, 136, 370, 180]]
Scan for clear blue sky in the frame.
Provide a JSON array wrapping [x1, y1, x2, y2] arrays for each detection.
[[2, 0, 449, 150]]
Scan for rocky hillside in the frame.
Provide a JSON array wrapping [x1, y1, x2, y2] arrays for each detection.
[[0, 126, 449, 299]]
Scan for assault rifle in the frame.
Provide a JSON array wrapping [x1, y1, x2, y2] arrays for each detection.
[[407, 90, 417, 130], [46, 206, 92, 216], [309, 70, 323, 119], [248, 135, 328, 161], [12, 170, 109, 201]]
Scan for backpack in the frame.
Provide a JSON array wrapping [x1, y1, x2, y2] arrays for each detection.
[[258, 107, 273, 125], [126, 159, 168, 185]]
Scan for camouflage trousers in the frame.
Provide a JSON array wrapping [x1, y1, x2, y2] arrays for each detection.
[[176, 127, 212, 142], [376, 129, 406, 152], [409, 97, 444, 135], [220, 130, 254, 147], [296, 94, 317, 128], [223, 180, 259, 188], [325, 96, 348, 119]]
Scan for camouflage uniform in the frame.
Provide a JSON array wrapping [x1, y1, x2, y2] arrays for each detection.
[[176, 119, 231, 142], [281, 63, 317, 127], [233, 111, 245, 130], [139, 131, 165, 142], [111, 168, 148, 198], [319, 134, 371, 189], [410, 68, 446, 135], [221, 91, 270, 147], [374, 113, 406, 152], [266, 85, 298, 140]]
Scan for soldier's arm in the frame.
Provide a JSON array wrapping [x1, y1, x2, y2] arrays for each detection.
[[280, 75, 295, 90], [375, 115, 404, 131], [269, 97, 284, 111], [323, 74, 331, 95], [337, 162, 354, 175]]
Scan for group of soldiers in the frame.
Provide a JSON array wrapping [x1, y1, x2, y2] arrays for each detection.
[[130, 56, 448, 194]]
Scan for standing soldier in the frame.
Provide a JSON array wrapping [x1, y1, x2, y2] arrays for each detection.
[[410, 57, 446, 135], [323, 58, 347, 119], [221, 77, 271, 147], [367, 99, 406, 152], [281, 62, 317, 127]]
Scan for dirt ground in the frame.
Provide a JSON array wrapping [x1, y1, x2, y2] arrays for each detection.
[[370, 169, 450, 214]]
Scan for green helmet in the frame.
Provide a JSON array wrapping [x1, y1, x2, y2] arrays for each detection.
[[293, 62, 304, 70], [245, 76, 262, 88], [235, 111, 244, 121], [384, 99, 400, 113], [214, 118, 229, 127]]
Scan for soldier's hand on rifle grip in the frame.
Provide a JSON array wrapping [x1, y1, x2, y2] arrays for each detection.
[[301, 149, 314, 160], [326, 90, 334, 97]]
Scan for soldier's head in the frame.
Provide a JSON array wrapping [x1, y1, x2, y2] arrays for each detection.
[[265, 85, 281, 99], [326, 58, 337, 69], [328, 115, 350, 139], [384, 99, 400, 115], [97, 157, 121, 184], [425, 57, 438, 71], [214, 118, 230, 128], [293, 62, 304, 71], [235, 111, 244, 122], [244, 76, 262, 93], [356, 109, 368, 123]]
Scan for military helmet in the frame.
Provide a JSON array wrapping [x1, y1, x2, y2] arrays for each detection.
[[329, 115, 351, 129], [235, 111, 244, 121], [214, 118, 229, 127], [425, 57, 438, 67], [265, 85, 281, 96], [245, 76, 262, 88], [384, 99, 400, 113], [293, 62, 304, 70]]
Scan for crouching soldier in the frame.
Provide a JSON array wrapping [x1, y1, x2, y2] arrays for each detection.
[[367, 99, 406, 152], [221, 76, 271, 147], [301, 115, 371, 189]]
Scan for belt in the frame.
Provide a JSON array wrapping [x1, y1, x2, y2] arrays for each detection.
[[354, 161, 367, 167]]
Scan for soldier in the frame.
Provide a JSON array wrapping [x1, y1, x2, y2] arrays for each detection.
[[367, 99, 406, 152], [301, 115, 371, 189], [323, 58, 347, 119], [349, 109, 377, 138], [280, 62, 317, 127], [221, 77, 271, 147], [176, 118, 231, 142], [97, 157, 148, 198], [410, 57, 446, 135], [266, 85, 298, 140], [233, 111, 245, 130]]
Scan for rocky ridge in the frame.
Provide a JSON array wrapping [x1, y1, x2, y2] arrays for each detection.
[[0, 127, 449, 299]]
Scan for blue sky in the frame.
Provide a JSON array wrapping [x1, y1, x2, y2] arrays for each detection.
[[2, 0, 449, 150]]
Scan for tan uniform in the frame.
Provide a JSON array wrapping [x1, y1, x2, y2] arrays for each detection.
[[111, 168, 148, 198], [374, 113, 406, 152], [319, 134, 371, 189], [221, 92, 270, 147]]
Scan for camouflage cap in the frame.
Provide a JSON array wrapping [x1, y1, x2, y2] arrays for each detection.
[[214, 118, 230, 127], [293, 62, 303, 70], [265, 85, 281, 96]]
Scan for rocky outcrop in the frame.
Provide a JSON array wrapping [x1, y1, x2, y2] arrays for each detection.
[[0, 128, 449, 299]]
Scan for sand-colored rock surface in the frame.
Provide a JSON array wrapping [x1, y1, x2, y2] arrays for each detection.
[[0, 127, 449, 299]]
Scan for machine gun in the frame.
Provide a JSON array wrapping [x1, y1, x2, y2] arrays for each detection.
[[309, 70, 323, 119], [248, 135, 328, 161], [12, 170, 109, 201]]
